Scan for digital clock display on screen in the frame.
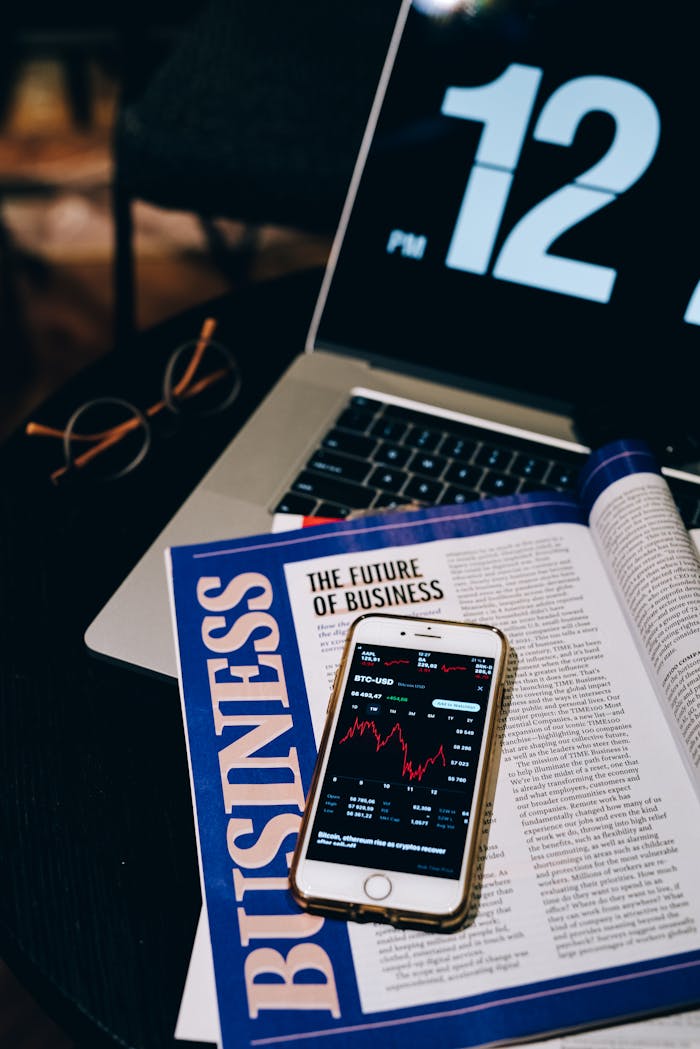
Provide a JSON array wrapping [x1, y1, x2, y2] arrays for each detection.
[[316, 0, 699, 426], [306, 641, 495, 879]]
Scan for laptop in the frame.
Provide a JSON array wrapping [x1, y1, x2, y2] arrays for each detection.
[[86, 0, 700, 680]]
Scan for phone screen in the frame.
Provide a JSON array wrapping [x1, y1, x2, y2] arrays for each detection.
[[306, 641, 495, 879]]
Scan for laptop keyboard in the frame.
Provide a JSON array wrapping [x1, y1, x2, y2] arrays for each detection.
[[274, 394, 700, 530]]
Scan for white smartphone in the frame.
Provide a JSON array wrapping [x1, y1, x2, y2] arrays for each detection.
[[290, 613, 508, 932]]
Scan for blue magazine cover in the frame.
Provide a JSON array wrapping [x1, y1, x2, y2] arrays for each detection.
[[167, 440, 700, 1048]]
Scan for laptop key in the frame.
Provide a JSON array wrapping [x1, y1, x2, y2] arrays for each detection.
[[375, 442, 412, 468], [480, 471, 519, 495], [445, 461, 483, 488], [307, 449, 371, 483], [404, 476, 444, 503], [350, 395, 383, 413], [548, 463, 579, 489], [439, 485, 480, 505], [370, 417, 408, 441], [274, 492, 318, 515], [316, 502, 352, 518], [322, 429, 377, 458], [474, 444, 515, 471], [292, 471, 375, 508], [373, 493, 411, 510], [511, 453, 550, 482], [409, 451, 448, 478], [367, 466, 409, 493], [405, 426, 443, 451], [440, 434, 478, 462], [336, 406, 376, 433]]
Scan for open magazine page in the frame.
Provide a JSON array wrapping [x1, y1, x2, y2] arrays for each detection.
[[580, 441, 700, 790], [168, 475, 700, 1049], [176, 914, 700, 1048], [282, 496, 700, 1021]]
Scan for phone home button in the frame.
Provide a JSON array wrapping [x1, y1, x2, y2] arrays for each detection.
[[363, 874, 392, 901]]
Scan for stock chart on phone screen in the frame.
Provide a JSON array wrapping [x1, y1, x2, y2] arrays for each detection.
[[306, 641, 495, 878]]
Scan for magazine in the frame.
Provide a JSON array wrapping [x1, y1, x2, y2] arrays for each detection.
[[166, 439, 700, 1048]]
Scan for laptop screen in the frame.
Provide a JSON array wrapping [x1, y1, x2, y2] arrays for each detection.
[[313, 0, 700, 446]]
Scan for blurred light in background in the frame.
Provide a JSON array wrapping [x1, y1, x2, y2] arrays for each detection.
[[412, 0, 482, 17]]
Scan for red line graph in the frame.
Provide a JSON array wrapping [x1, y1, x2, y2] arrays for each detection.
[[338, 717, 446, 782], [441, 663, 467, 673], [384, 659, 409, 667]]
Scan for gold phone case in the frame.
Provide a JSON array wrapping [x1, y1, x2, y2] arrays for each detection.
[[289, 614, 509, 933]]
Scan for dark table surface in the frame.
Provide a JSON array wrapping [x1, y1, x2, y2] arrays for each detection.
[[0, 267, 324, 1049]]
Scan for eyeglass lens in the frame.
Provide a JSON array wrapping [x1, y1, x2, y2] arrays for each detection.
[[163, 338, 241, 417], [63, 397, 152, 481]]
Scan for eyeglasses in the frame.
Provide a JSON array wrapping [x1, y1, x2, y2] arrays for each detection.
[[26, 317, 241, 485]]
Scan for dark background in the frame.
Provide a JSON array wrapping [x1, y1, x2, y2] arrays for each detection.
[[0, 6, 330, 1046]]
